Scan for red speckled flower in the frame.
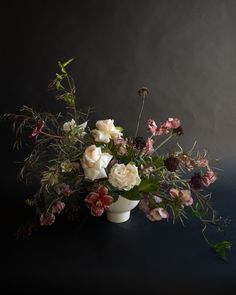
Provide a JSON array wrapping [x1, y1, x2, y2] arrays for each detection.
[[32, 120, 45, 137], [85, 186, 113, 217]]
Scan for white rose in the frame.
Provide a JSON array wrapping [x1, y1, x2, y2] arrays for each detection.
[[63, 119, 77, 133], [81, 145, 113, 181], [108, 163, 141, 191], [91, 119, 123, 143]]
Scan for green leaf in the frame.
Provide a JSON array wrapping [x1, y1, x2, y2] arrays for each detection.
[[56, 73, 63, 80], [123, 186, 140, 200], [212, 241, 232, 261], [153, 157, 164, 168], [138, 178, 159, 193]]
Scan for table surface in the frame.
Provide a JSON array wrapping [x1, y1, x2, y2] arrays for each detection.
[[2, 203, 236, 295]]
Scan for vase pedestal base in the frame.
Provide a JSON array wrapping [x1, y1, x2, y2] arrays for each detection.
[[106, 211, 130, 223]]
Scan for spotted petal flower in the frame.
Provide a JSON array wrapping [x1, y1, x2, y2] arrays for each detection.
[[32, 120, 45, 137], [85, 186, 113, 217]]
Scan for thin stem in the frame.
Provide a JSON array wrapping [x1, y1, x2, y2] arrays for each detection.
[[41, 131, 63, 140], [154, 134, 174, 152], [135, 94, 146, 137]]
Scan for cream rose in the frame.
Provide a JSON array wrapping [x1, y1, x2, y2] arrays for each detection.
[[91, 119, 123, 143], [81, 145, 113, 181], [108, 163, 141, 191]]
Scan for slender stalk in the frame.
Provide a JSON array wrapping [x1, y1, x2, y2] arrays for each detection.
[[135, 94, 146, 137], [154, 134, 174, 152], [41, 131, 63, 140]]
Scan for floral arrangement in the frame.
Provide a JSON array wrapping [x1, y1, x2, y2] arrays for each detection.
[[4, 59, 231, 260]]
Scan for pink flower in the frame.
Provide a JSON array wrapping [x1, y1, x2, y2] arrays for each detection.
[[40, 213, 55, 226], [168, 117, 181, 129], [170, 188, 193, 206], [60, 183, 72, 197], [202, 171, 217, 187], [144, 137, 154, 154], [113, 137, 127, 155], [195, 156, 209, 168], [32, 120, 45, 137], [147, 119, 158, 134], [147, 207, 169, 221], [52, 201, 65, 214], [85, 186, 113, 217]]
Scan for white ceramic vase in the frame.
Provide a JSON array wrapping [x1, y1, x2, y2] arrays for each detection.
[[106, 196, 140, 223]]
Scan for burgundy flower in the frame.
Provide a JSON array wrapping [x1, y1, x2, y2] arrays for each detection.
[[40, 213, 55, 226], [173, 126, 184, 136], [85, 186, 113, 217], [32, 120, 45, 137], [133, 137, 146, 150], [202, 171, 217, 187], [164, 156, 180, 172], [190, 173, 202, 190]]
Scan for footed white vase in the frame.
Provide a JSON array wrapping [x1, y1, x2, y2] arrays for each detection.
[[106, 196, 139, 223]]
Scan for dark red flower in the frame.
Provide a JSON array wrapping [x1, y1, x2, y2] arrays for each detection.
[[164, 156, 180, 172], [190, 173, 202, 190], [60, 183, 72, 197], [133, 137, 146, 150], [85, 186, 113, 217], [32, 120, 45, 137], [173, 126, 184, 136]]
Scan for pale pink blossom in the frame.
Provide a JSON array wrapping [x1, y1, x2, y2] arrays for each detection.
[[144, 137, 154, 154], [195, 156, 209, 168], [52, 201, 65, 214], [147, 207, 169, 221], [169, 188, 193, 206], [168, 117, 181, 129], [147, 119, 158, 134], [40, 213, 56, 226], [202, 171, 217, 187]]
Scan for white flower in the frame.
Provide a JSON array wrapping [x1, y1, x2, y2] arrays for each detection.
[[108, 163, 141, 191], [61, 160, 73, 173], [81, 145, 113, 181], [63, 119, 77, 133], [78, 121, 87, 137], [91, 119, 123, 143]]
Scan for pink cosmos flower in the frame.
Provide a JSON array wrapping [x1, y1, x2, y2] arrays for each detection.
[[40, 213, 56, 226], [85, 186, 113, 217], [144, 137, 154, 154], [32, 120, 45, 137], [147, 119, 158, 134], [195, 156, 209, 168], [169, 188, 193, 206], [52, 201, 65, 214], [202, 171, 217, 187]]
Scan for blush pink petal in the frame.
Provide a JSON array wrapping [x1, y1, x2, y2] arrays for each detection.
[[169, 188, 179, 198]]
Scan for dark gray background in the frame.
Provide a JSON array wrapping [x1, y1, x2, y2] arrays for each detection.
[[1, 0, 236, 293]]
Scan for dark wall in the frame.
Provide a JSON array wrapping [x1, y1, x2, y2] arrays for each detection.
[[1, 0, 235, 210], [1, 0, 236, 293]]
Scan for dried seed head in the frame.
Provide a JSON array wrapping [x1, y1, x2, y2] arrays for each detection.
[[138, 87, 149, 97]]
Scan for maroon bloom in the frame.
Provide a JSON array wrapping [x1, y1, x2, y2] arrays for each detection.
[[133, 136, 146, 150], [164, 156, 180, 172], [190, 173, 202, 190], [32, 120, 45, 137], [85, 186, 113, 217]]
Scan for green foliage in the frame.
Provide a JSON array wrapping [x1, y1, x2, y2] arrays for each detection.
[[212, 241, 232, 261], [139, 178, 159, 193]]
